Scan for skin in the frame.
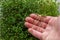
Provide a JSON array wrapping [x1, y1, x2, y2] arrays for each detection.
[[24, 13, 60, 40]]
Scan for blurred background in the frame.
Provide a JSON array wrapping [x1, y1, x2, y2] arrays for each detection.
[[0, 0, 60, 40]]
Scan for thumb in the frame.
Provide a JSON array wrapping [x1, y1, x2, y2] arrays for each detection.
[[48, 17, 57, 26], [55, 16, 60, 33], [48, 16, 60, 32]]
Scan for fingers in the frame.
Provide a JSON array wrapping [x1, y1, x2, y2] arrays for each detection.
[[25, 17, 39, 25], [24, 13, 53, 40], [25, 17, 47, 28], [37, 22, 47, 28], [30, 14, 52, 23], [28, 28, 43, 39], [25, 22, 44, 32], [25, 22, 33, 28]]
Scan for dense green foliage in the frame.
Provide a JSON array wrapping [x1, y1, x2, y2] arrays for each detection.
[[0, 0, 59, 40]]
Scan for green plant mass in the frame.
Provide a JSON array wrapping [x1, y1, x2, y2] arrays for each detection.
[[0, 0, 59, 40]]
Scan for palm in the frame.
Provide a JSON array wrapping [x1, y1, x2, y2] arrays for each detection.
[[42, 24, 54, 40]]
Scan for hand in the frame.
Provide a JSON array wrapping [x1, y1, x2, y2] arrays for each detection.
[[25, 14, 60, 40]]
